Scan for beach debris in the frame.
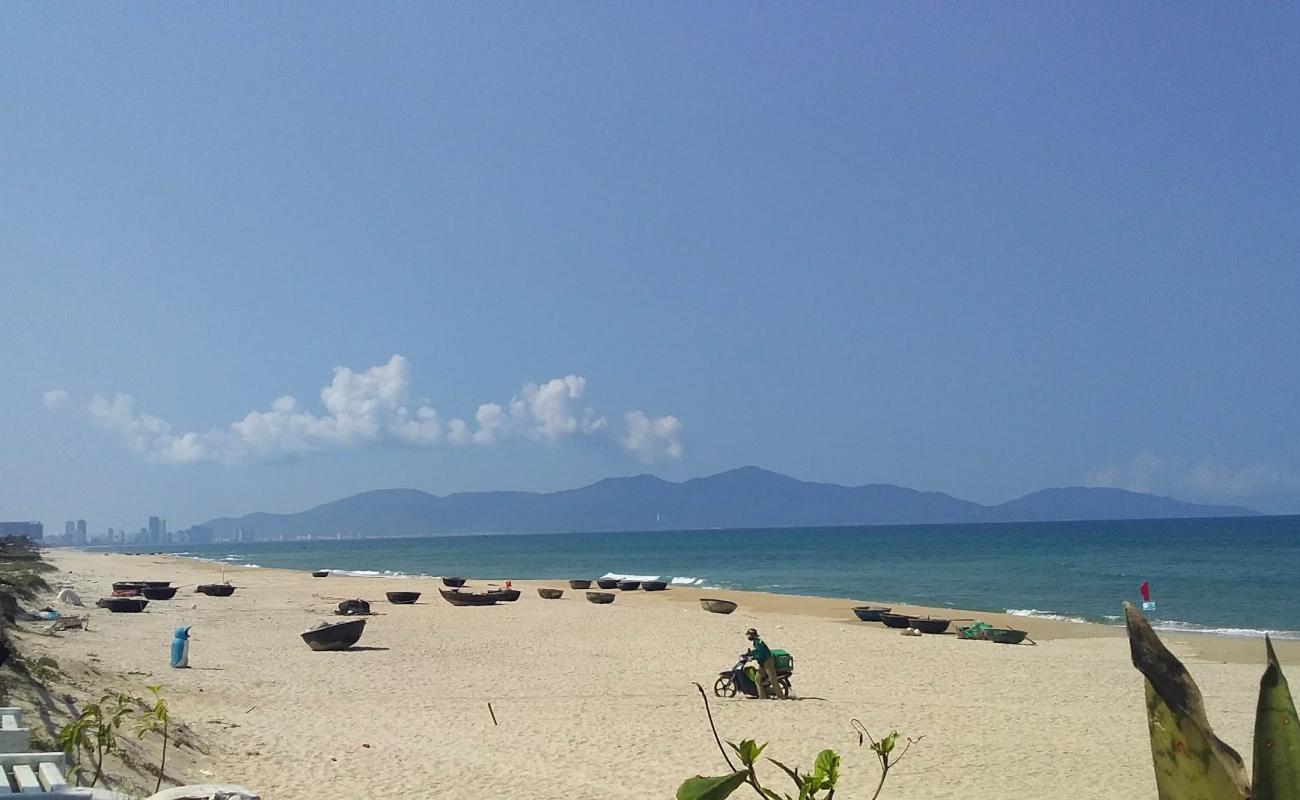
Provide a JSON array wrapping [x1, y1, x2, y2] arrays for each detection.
[[901, 628, 921, 637], [488, 702, 498, 726], [335, 598, 371, 616], [146, 784, 260, 800], [57, 587, 84, 606]]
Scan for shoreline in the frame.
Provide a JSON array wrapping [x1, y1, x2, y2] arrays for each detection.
[[78, 549, 1299, 665], [15, 548, 1289, 798]]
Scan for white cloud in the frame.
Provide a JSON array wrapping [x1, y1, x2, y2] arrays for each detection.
[[622, 410, 684, 463], [42, 389, 69, 410], [64, 355, 684, 465], [1087, 451, 1300, 502]]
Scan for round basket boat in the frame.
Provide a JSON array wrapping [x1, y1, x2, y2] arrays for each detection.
[[617, 580, 641, 591], [111, 581, 146, 592], [595, 579, 619, 590], [441, 577, 467, 588], [907, 617, 952, 635], [196, 583, 236, 597], [642, 580, 668, 592], [301, 618, 366, 651], [879, 612, 912, 629], [568, 580, 592, 589], [385, 591, 421, 604], [141, 586, 178, 600], [585, 591, 616, 604], [986, 627, 1030, 645], [700, 598, 737, 615], [311, 570, 329, 578], [538, 587, 564, 600], [852, 606, 891, 622], [489, 589, 521, 602], [439, 588, 498, 606], [97, 596, 149, 613]]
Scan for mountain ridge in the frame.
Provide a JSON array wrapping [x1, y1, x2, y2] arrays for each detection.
[[200, 466, 1259, 538]]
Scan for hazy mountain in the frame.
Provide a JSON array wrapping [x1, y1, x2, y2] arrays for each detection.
[[200, 466, 1259, 538]]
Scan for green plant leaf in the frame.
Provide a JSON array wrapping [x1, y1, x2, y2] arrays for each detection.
[[727, 739, 768, 767], [1124, 601, 1250, 800], [676, 771, 748, 800], [1253, 635, 1300, 800], [811, 750, 840, 789]]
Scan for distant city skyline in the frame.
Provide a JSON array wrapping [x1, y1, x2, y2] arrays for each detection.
[[3, 5, 1299, 525]]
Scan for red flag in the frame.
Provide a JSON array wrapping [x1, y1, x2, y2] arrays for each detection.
[[1139, 581, 1151, 603]]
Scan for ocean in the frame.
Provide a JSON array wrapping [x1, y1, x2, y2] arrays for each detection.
[[109, 514, 1300, 639]]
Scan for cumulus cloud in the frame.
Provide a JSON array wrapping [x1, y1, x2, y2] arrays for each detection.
[[61, 355, 683, 465], [1087, 451, 1300, 502], [42, 389, 69, 410], [622, 410, 684, 463]]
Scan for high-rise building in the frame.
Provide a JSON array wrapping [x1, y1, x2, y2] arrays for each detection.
[[0, 522, 43, 540], [148, 516, 161, 542], [65, 521, 76, 539], [75, 520, 87, 546]]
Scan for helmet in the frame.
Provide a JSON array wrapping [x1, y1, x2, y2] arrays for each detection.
[[746, 628, 758, 638]]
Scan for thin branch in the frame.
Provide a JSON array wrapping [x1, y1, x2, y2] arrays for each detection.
[[692, 683, 737, 772]]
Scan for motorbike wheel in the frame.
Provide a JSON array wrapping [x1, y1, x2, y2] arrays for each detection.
[[779, 677, 792, 698], [714, 675, 737, 698]]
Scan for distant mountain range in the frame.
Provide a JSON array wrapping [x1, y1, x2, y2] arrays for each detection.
[[201, 466, 1259, 538]]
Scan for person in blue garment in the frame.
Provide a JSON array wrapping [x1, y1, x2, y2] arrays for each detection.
[[171, 625, 191, 668]]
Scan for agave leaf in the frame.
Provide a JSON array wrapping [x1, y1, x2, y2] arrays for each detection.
[[1254, 635, 1300, 800], [1124, 602, 1250, 799], [676, 771, 748, 800]]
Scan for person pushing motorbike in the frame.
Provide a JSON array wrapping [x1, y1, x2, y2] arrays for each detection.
[[744, 628, 786, 699]]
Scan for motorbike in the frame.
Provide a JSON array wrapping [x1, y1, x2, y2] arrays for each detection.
[[713, 653, 793, 699]]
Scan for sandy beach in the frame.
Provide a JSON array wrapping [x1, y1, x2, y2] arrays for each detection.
[[11, 549, 1295, 799]]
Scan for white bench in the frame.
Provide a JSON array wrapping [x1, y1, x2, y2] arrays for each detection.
[[0, 753, 94, 797], [0, 710, 29, 754]]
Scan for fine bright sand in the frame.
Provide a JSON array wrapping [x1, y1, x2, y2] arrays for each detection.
[[18, 550, 1296, 799]]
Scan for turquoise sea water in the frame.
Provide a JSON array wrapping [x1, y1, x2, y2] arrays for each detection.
[[108, 515, 1300, 638]]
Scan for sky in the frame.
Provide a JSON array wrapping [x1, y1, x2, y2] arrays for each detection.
[[3, 4, 1299, 531]]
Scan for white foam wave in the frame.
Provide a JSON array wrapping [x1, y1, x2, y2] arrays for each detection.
[[599, 572, 662, 582], [240, 563, 261, 569], [1005, 608, 1092, 624], [670, 576, 704, 586], [1149, 620, 1300, 640]]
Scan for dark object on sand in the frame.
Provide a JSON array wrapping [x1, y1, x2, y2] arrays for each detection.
[[97, 596, 149, 613], [111, 588, 141, 597], [441, 577, 467, 588], [568, 580, 592, 590], [196, 583, 236, 597], [596, 579, 619, 590], [112, 581, 146, 592], [143, 581, 171, 588], [385, 591, 421, 605], [336, 599, 372, 615], [642, 580, 668, 591], [301, 618, 366, 651], [538, 588, 564, 599], [852, 606, 892, 622], [141, 586, 178, 600], [440, 588, 499, 606], [985, 627, 1030, 645], [907, 616, 952, 634], [700, 598, 737, 615], [311, 570, 329, 578], [585, 591, 615, 604], [879, 612, 912, 629], [617, 580, 641, 591], [488, 589, 521, 602]]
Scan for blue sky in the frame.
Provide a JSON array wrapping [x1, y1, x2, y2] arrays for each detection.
[[3, 4, 1299, 530]]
